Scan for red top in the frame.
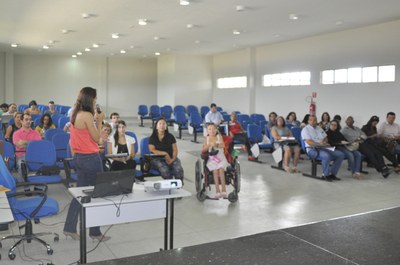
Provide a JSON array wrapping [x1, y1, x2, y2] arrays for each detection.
[[229, 122, 242, 135], [70, 123, 99, 154]]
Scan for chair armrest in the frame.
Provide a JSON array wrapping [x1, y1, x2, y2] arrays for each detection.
[[16, 181, 48, 192], [8, 191, 48, 218]]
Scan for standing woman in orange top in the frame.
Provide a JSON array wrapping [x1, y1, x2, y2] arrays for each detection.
[[63, 87, 110, 242]]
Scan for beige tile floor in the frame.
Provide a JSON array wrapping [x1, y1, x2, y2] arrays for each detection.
[[1, 118, 400, 264]]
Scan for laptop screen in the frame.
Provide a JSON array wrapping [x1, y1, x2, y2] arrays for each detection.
[[91, 169, 136, 198]]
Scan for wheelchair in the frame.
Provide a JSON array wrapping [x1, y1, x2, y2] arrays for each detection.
[[195, 148, 241, 203]]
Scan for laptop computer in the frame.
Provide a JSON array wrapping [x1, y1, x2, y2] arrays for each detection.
[[83, 169, 135, 198]]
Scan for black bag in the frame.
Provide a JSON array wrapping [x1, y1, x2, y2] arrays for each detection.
[[36, 165, 60, 176]]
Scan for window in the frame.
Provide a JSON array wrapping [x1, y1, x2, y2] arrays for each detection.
[[217, 76, 247, 89], [263, 71, 310, 87], [321, 65, 395, 84]]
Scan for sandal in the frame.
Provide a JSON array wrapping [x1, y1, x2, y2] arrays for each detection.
[[284, 166, 291, 173], [292, 167, 300, 173]]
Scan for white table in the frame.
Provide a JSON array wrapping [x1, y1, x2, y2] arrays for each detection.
[[68, 184, 191, 264], [0, 191, 13, 224]]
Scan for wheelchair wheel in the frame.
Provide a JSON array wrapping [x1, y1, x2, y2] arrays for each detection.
[[234, 159, 241, 193], [197, 191, 207, 202], [195, 159, 203, 193], [228, 191, 238, 203]]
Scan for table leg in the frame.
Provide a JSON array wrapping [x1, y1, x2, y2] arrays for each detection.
[[164, 199, 168, 250], [80, 204, 87, 264], [170, 198, 174, 249]]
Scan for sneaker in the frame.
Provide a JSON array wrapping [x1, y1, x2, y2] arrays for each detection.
[[322, 175, 332, 182], [382, 167, 391, 178], [248, 156, 258, 162], [329, 174, 341, 181], [221, 192, 228, 199]]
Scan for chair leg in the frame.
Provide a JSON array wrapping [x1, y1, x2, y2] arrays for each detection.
[[139, 117, 144, 127], [191, 131, 199, 143], [302, 160, 321, 179]]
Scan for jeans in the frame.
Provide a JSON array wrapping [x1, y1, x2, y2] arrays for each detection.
[[64, 153, 103, 236], [232, 133, 252, 156], [336, 146, 361, 173], [151, 158, 184, 183], [308, 148, 345, 176]]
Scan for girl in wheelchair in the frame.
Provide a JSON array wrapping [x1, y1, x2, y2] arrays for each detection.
[[202, 123, 230, 199]]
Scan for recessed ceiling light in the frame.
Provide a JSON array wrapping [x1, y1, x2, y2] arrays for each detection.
[[233, 30, 241, 35], [72, 55, 77, 58], [43, 45, 50, 49], [130, 45, 135, 49], [186, 24, 194, 29], [236, 5, 245, 12], [155, 52, 161, 56], [138, 19, 148, 26], [85, 48, 91, 52], [92, 43, 99, 48], [153, 36, 160, 40], [194, 40, 201, 44], [180, 0, 190, 6], [81, 13, 91, 19], [11, 43, 18, 48], [289, 14, 299, 20], [61, 29, 70, 34], [77, 52, 83, 55], [335, 20, 344, 26], [48, 40, 55, 44], [120, 50, 126, 54], [111, 33, 120, 39]]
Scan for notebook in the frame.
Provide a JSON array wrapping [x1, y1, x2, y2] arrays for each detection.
[[83, 169, 135, 198]]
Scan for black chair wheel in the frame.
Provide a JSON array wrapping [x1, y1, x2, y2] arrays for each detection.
[[54, 236, 59, 242], [9, 253, 16, 260], [47, 249, 53, 255], [0, 242, 2, 248], [228, 192, 238, 203], [196, 191, 207, 202]]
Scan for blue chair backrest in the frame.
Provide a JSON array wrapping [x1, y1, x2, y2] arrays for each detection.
[[200, 106, 210, 118], [189, 112, 203, 127], [0, 155, 17, 201], [51, 114, 64, 127], [18, 104, 28, 113], [291, 127, 302, 145], [31, 114, 41, 122], [247, 124, 263, 143], [33, 117, 41, 128], [173, 105, 186, 114], [0, 131, 4, 141], [26, 140, 57, 170], [237, 114, 252, 129], [174, 111, 187, 125], [160, 106, 172, 119], [216, 107, 223, 112], [140, 137, 151, 156], [8, 117, 15, 126], [149, 105, 161, 118], [125, 131, 139, 154], [187, 105, 199, 116], [138, 105, 148, 116], [60, 106, 71, 115], [58, 116, 70, 129], [3, 141, 15, 171], [52, 132, 70, 160], [222, 114, 230, 122], [44, 128, 64, 141], [40, 106, 50, 114]]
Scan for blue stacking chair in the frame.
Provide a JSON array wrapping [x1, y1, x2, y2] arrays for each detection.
[[160, 105, 175, 124], [125, 131, 141, 165], [22, 140, 62, 183], [174, 110, 188, 139], [149, 105, 161, 127], [173, 105, 186, 114], [60, 106, 71, 115], [189, 112, 204, 143], [0, 155, 59, 260], [216, 106, 223, 112], [3, 140, 16, 171], [186, 105, 199, 117], [200, 106, 210, 119], [18, 104, 28, 113], [33, 117, 41, 128], [51, 114, 63, 128], [247, 124, 273, 153], [44, 128, 64, 141], [139, 137, 161, 177], [138, 105, 151, 127], [51, 132, 70, 168], [58, 116, 70, 129], [237, 114, 253, 131]]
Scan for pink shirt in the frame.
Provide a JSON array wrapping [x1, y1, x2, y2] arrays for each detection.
[[13, 128, 41, 157], [70, 123, 99, 154]]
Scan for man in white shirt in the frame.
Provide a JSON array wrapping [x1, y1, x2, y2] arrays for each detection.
[[205, 103, 224, 126], [378, 112, 400, 155], [301, 115, 345, 181]]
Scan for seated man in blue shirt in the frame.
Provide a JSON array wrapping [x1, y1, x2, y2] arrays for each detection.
[[301, 115, 345, 181], [205, 103, 224, 126]]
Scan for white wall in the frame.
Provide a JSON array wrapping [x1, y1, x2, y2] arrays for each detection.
[[9, 54, 157, 117], [0, 52, 5, 102]]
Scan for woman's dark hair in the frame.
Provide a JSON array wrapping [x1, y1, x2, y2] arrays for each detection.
[[71, 87, 97, 124], [321, 112, 330, 122], [150, 118, 169, 139], [40, 113, 53, 128], [302, 114, 310, 124], [28, 100, 37, 108], [366, 115, 380, 128], [113, 120, 127, 147], [276, 116, 286, 127], [286, 112, 296, 121]]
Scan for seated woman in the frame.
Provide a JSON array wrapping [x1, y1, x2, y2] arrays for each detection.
[[202, 123, 230, 199], [228, 112, 256, 161], [319, 112, 331, 131], [286, 111, 301, 127], [4, 112, 22, 142], [362, 116, 400, 173], [149, 118, 184, 183], [107, 120, 136, 171], [35, 113, 55, 138], [271, 116, 301, 173], [326, 120, 362, 179], [25, 100, 41, 115]]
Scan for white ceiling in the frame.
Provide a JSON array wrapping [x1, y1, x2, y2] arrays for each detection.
[[1, 0, 400, 58]]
